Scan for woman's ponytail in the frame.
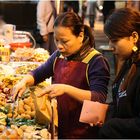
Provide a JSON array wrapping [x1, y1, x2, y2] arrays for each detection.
[[84, 25, 95, 48]]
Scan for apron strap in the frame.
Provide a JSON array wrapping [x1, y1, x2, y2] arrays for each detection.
[[82, 49, 101, 63]]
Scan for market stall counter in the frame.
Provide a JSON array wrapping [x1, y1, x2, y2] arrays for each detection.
[[0, 47, 58, 139]]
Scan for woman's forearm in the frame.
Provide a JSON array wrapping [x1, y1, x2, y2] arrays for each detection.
[[65, 85, 91, 102]]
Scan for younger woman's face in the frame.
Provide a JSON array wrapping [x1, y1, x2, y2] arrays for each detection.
[[54, 26, 84, 57], [109, 36, 135, 60]]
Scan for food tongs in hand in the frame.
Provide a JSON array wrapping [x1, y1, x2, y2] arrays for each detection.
[[7, 89, 20, 123], [11, 98, 19, 123]]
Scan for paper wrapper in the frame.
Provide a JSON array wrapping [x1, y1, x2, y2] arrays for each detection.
[[31, 87, 58, 127], [79, 100, 108, 125]]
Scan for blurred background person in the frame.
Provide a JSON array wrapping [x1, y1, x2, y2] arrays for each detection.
[[0, 15, 5, 27], [37, 0, 57, 55], [86, 0, 100, 29], [63, 0, 79, 14], [102, 0, 115, 24], [81, 0, 87, 23], [0, 15, 6, 40]]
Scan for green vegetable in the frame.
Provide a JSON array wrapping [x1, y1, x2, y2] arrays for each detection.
[[10, 118, 36, 126]]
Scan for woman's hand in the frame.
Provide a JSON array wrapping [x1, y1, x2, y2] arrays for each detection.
[[37, 84, 67, 98], [12, 75, 34, 101], [12, 81, 27, 101], [38, 84, 91, 102]]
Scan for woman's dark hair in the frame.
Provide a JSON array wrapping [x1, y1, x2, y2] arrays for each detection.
[[104, 8, 140, 48], [108, 8, 140, 90], [54, 12, 95, 47]]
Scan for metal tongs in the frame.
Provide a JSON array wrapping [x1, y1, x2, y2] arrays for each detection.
[[7, 88, 20, 123], [11, 98, 19, 123]]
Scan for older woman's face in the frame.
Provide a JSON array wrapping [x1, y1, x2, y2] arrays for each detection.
[[109, 36, 135, 60], [54, 26, 83, 57]]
